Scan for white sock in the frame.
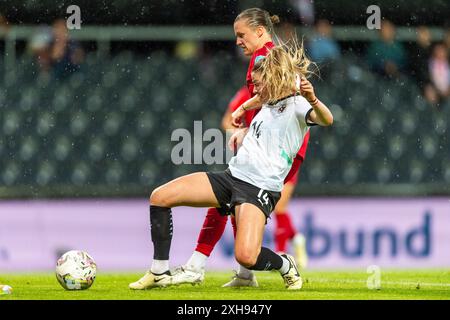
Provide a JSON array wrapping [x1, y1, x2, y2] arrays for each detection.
[[237, 264, 253, 279], [151, 260, 169, 274], [186, 251, 208, 271], [278, 255, 290, 275], [292, 233, 306, 246]]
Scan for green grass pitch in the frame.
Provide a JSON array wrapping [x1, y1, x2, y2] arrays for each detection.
[[1, 269, 449, 300]]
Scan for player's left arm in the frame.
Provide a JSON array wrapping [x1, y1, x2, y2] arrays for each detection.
[[228, 127, 249, 152], [300, 77, 333, 127]]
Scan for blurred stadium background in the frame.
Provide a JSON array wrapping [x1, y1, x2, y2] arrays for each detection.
[[0, 1, 449, 273]]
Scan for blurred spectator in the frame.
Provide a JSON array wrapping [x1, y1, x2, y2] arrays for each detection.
[[424, 43, 449, 106], [444, 28, 450, 50], [174, 40, 200, 60], [408, 26, 432, 87], [0, 13, 11, 60], [289, 0, 315, 26], [307, 19, 341, 64], [0, 13, 11, 35], [366, 20, 407, 78], [28, 26, 53, 77], [51, 18, 84, 80]]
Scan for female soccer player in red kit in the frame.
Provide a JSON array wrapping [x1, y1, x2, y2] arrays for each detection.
[[172, 8, 310, 287]]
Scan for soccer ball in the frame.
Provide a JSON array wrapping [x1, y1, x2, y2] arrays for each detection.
[[55, 250, 97, 290]]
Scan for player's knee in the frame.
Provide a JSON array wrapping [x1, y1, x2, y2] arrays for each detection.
[[150, 187, 172, 207], [235, 250, 257, 268]]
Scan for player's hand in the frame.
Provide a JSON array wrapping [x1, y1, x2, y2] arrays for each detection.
[[228, 127, 248, 152], [231, 105, 246, 128], [300, 77, 317, 104]]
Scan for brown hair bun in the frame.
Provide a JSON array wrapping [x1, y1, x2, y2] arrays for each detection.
[[270, 15, 280, 25]]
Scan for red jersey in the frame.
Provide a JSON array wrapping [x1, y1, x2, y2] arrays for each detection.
[[247, 42, 275, 97], [241, 42, 276, 123], [228, 86, 252, 126]]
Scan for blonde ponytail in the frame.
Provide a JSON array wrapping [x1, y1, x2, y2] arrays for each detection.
[[252, 38, 317, 104]]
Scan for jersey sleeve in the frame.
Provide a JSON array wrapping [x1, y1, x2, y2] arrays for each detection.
[[294, 96, 315, 127]]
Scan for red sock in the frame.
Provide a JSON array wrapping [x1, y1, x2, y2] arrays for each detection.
[[231, 215, 237, 239], [274, 212, 297, 253], [195, 208, 228, 257]]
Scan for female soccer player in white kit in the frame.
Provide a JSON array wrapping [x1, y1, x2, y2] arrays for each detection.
[[129, 41, 333, 290]]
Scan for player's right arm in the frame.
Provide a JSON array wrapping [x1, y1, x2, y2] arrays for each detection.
[[230, 95, 263, 127], [223, 85, 254, 130], [221, 109, 234, 131]]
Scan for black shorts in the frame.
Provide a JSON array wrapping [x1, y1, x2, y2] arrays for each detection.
[[206, 169, 281, 220]]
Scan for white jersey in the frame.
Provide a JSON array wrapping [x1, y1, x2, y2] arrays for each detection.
[[228, 94, 313, 192]]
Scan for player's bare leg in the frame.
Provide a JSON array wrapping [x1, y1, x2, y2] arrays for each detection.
[[129, 172, 220, 290], [172, 206, 260, 288], [150, 172, 221, 208], [222, 215, 258, 287], [274, 182, 308, 269], [233, 204, 265, 269], [231, 203, 302, 290]]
